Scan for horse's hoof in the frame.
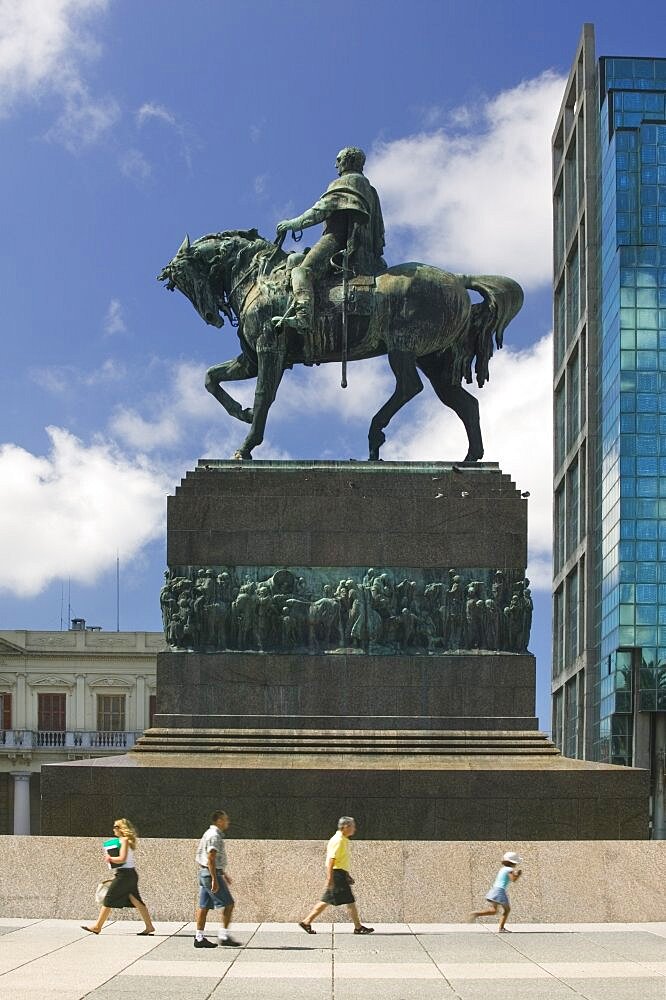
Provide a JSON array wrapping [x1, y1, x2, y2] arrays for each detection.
[[232, 450, 252, 461], [463, 451, 483, 462], [368, 430, 385, 461]]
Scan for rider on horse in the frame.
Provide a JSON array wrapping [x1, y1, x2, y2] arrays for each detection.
[[275, 147, 387, 348]]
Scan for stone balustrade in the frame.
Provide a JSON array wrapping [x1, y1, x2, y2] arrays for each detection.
[[0, 730, 142, 752]]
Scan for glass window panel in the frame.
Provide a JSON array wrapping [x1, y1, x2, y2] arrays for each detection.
[[97, 694, 126, 732], [566, 461, 579, 559], [565, 568, 579, 666], [555, 384, 566, 468], [555, 484, 565, 573]]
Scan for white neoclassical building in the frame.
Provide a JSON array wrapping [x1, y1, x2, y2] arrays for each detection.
[[0, 625, 163, 834]]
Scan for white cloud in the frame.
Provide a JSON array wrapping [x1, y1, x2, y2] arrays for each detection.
[[82, 357, 126, 385], [383, 334, 553, 589], [104, 298, 127, 335], [136, 102, 177, 128], [119, 148, 152, 181], [47, 81, 119, 151], [135, 100, 196, 170], [0, 426, 170, 597], [31, 358, 127, 392], [271, 358, 393, 423], [110, 409, 182, 452], [107, 355, 391, 457], [0, 0, 118, 148], [249, 120, 265, 143], [109, 361, 231, 452], [31, 367, 70, 394], [368, 71, 566, 289], [254, 173, 268, 196]]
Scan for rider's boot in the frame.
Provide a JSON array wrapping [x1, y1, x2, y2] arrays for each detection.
[[289, 266, 315, 365]]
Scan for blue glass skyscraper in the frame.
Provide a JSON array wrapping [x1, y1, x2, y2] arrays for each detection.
[[552, 25, 666, 837]]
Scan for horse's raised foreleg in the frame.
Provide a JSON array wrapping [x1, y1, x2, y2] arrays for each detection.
[[368, 349, 423, 460], [205, 354, 258, 425], [233, 331, 286, 460], [417, 355, 484, 461]]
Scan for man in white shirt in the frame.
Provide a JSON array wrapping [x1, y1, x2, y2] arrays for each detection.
[[194, 810, 239, 948]]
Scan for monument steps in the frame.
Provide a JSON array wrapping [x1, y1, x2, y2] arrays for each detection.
[[133, 727, 560, 756]]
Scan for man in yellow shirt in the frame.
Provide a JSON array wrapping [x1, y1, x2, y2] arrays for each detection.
[[299, 816, 374, 934]]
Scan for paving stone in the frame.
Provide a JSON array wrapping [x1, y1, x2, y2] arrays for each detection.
[[443, 981, 578, 1000], [505, 931, 620, 963], [121, 959, 231, 978], [334, 983, 457, 1000], [560, 978, 666, 1000], [417, 931, 530, 963], [334, 961, 440, 978], [208, 979, 331, 999], [2, 919, 666, 1000], [578, 930, 666, 962], [88, 976, 220, 1000], [233, 945, 333, 963]]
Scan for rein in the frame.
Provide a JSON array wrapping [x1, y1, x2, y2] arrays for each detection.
[[227, 242, 284, 318]]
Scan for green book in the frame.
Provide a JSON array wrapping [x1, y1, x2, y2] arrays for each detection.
[[103, 836, 121, 859]]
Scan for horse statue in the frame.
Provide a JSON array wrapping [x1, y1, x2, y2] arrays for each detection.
[[157, 228, 523, 461]]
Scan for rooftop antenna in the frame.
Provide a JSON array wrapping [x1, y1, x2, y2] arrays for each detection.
[[59, 582, 64, 631], [67, 578, 71, 629], [116, 552, 120, 632]]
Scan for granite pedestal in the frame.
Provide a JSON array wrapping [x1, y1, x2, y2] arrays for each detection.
[[41, 461, 649, 838]]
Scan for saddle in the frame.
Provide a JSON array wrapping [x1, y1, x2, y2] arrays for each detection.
[[325, 274, 376, 317]]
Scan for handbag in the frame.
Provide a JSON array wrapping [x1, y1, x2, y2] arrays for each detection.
[[95, 877, 114, 905]]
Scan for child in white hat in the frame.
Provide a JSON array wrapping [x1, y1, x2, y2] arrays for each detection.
[[470, 851, 523, 931]]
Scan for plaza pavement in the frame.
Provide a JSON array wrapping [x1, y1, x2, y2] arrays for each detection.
[[2, 918, 666, 1000]]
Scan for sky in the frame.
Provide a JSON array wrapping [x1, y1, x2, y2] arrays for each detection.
[[2, 0, 665, 729]]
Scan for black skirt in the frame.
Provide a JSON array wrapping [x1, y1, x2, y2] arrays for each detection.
[[103, 867, 143, 908], [321, 868, 355, 906]]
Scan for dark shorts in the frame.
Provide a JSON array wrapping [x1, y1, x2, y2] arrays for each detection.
[[321, 868, 355, 906], [198, 870, 234, 909], [103, 867, 143, 909]]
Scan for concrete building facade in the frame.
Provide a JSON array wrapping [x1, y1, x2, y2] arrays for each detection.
[[552, 24, 666, 836], [0, 627, 162, 834]]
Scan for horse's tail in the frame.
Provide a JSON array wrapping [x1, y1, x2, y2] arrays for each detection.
[[454, 275, 524, 387]]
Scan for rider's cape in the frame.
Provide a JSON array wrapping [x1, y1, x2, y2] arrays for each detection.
[[313, 172, 386, 275]]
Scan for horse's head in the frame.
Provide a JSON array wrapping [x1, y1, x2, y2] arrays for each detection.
[[157, 228, 269, 328], [157, 234, 228, 327]]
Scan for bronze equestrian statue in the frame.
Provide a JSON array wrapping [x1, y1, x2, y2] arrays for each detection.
[[158, 146, 523, 461]]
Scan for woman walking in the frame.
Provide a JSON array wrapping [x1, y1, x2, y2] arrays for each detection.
[[82, 818, 155, 936]]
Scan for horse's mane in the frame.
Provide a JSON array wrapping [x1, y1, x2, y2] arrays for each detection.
[[195, 228, 273, 247]]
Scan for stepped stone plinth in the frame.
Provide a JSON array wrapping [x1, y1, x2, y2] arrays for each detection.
[[41, 461, 649, 839]]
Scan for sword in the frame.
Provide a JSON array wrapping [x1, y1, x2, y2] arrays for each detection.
[[341, 245, 350, 389]]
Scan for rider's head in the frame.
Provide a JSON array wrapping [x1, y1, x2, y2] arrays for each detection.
[[336, 146, 366, 175]]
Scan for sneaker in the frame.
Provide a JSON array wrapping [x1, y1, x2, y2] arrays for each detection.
[[353, 925, 374, 935], [219, 936, 241, 947], [194, 937, 217, 948]]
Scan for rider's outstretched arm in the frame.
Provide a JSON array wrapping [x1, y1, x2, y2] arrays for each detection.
[[276, 206, 327, 237]]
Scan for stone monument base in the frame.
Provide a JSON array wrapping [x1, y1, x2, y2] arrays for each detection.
[[41, 747, 648, 840], [40, 461, 649, 839]]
